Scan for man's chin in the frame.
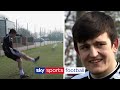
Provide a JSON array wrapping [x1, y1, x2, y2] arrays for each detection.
[[90, 69, 104, 75]]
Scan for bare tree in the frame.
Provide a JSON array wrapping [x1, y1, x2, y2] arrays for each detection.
[[65, 11, 71, 23], [65, 11, 76, 30]]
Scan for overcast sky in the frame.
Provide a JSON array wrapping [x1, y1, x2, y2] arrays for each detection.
[[0, 11, 64, 33]]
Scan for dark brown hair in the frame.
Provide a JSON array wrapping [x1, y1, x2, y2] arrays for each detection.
[[72, 11, 118, 54], [9, 29, 17, 34]]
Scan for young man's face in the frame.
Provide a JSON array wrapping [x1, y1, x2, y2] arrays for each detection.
[[77, 32, 119, 76], [10, 33, 16, 38]]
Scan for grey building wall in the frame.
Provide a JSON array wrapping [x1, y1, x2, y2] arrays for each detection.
[[6, 20, 15, 34], [0, 20, 15, 37], [0, 20, 6, 37]]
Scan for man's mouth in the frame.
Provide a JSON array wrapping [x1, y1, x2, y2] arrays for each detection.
[[89, 59, 103, 63]]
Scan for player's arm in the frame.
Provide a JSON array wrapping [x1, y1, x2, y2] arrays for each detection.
[[16, 34, 22, 37]]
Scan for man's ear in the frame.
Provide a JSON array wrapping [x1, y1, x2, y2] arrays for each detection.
[[112, 38, 119, 53]]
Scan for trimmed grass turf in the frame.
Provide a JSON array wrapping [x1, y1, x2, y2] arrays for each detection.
[[0, 43, 63, 79]]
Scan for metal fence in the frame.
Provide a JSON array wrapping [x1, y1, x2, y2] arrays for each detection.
[[0, 36, 59, 56]]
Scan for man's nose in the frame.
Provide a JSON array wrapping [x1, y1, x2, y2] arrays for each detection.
[[89, 47, 98, 57]]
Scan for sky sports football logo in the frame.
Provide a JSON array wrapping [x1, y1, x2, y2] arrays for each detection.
[[35, 67, 64, 74], [35, 67, 85, 74], [64, 67, 85, 74]]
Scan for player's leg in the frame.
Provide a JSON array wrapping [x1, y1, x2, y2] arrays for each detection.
[[4, 52, 29, 79], [20, 52, 40, 62], [13, 49, 40, 62], [16, 58, 24, 75], [16, 58, 29, 79]]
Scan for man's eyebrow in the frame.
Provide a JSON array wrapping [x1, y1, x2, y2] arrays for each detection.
[[95, 41, 107, 43], [79, 41, 107, 46], [79, 43, 89, 46]]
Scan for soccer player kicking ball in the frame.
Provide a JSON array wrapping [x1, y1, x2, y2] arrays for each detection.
[[2, 29, 40, 79]]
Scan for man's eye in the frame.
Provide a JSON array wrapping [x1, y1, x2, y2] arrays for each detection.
[[97, 43, 106, 47], [80, 45, 89, 50]]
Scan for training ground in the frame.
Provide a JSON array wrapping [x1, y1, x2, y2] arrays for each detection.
[[0, 42, 63, 79]]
